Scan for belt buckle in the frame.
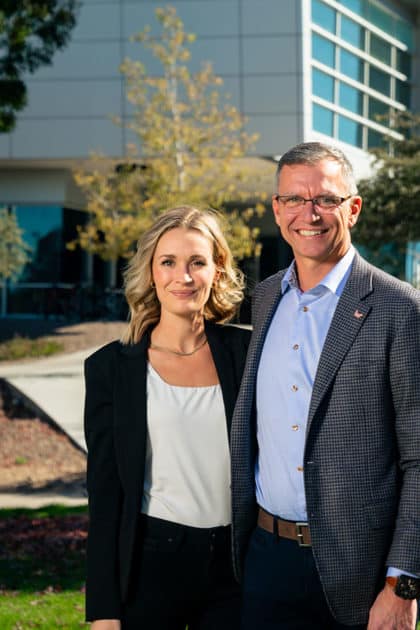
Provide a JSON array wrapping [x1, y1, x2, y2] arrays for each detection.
[[295, 522, 310, 547]]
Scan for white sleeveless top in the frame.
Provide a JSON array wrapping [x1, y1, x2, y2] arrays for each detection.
[[141, 363, 231, 528]]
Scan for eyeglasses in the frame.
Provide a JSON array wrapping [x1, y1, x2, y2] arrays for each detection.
[[274, 194, 352, 213]]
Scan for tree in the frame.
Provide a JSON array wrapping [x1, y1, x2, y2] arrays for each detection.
[[0, 0, 79, 132], [0, 208, 31, 282], [354, 112, 420, 273], [72, 6, 267, 263]]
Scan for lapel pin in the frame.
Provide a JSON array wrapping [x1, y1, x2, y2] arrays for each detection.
[[353, 309, 364, 319]]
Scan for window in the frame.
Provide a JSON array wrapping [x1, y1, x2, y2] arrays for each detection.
[[339, 48, 364, 82], [312, 0, 336, 34], [312, 33, 335, 68], [369, 66, 390, 97], [368, 97, 389, 125], [396, 50, 411, 78], [312, 68, 335, 102], [339, 82, 363, 115], [340, 15, 364, 49], [396, 80, 410, 108], [337, 0, 363, 15], [313, 103, 334, 135], [15, 206, 62, 282], [338, 115, 363, 147], [367, 128, 387, 149], [370, 34, 391, 66], [367, 3, 393, 35]]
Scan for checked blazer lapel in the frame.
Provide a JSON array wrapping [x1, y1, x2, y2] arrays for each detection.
[[306, 254, 373, 437]]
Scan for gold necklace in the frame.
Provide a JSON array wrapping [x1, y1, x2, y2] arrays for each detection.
[[149, 337, 208, 357]]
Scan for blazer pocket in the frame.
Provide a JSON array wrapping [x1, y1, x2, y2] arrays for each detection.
[[141, 528, 185, 553], [365, 499, 397, 530]]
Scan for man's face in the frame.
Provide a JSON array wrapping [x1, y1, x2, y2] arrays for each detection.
[[272, 159, 362, 270]]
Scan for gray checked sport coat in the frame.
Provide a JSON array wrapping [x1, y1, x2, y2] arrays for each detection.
[[231, 252, 420, 626]]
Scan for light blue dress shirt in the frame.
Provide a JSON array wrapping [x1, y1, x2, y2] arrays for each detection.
[[255, 247, 355, 521]]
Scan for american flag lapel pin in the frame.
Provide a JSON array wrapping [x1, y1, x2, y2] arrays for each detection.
[[353, 309, 364, 319]]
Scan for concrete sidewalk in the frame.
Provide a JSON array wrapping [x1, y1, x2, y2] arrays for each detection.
[[0, 348, 100, 508], [0, 347, 98, 451]]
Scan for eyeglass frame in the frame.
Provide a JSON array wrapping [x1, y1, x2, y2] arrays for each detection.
[[273, 194, 353, 213]]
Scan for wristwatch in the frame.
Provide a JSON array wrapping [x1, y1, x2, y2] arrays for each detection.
[[386, 575, 420, 600]]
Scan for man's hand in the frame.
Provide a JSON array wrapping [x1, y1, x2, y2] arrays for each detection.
[[90, 620, 121, 630], [367, 584, 418, 629]]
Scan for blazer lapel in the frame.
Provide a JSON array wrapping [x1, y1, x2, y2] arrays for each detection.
[[114, 332, 150, 499], [206, 322, 237, 436], [306, 254, 373, 436]]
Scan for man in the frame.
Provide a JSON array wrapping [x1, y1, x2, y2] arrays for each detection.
[[231, 142, 420, 629]]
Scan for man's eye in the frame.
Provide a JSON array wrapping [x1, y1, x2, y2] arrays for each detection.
[[287, 196, 304, 204], [317, 196, 339, 207]]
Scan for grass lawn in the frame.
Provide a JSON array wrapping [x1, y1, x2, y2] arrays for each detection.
[[0, 505, 88, 629]]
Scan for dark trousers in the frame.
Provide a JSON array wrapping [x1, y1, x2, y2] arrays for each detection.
[[122, 515, 240, 630], [241, 526, 367, 630]]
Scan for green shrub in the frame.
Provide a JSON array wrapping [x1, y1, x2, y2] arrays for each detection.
[[0, 336, 63, 361]]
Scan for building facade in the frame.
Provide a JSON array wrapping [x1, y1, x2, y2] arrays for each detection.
[[0, 0, 419, 316]]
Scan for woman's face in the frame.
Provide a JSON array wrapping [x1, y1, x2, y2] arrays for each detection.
[[151, 227, 217, 319]]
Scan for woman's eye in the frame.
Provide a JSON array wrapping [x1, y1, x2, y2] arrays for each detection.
[[161, 259, 174, 266], [191, 260, 205, 267]]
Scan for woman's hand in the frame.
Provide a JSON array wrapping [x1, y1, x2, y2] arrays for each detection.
[[90, 620, 121, 630]]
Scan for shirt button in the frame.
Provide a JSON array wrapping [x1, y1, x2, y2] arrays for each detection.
[[292, 384, 298, 392], [297, 466, 304, 472], [293, 344, 299, 350], [291, 424, 299, 431], [303, 306, 309, 312]]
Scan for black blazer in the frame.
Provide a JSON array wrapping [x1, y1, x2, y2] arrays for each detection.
[[84, 321, 251, 621]]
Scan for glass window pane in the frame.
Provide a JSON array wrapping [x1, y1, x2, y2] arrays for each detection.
[[395, 20, 413, 52], [369, 66, 390, 96], [313, 103, 334, 135], [340, 15, 364, 49], [312, 33, 335, 68], [15, 206, 62, 282], [368, 128, 387, 149], [370, 34, 391, 66], [396, 80, 410, 108], [396, 50, 411, 77], [312, 0, 336, 34], [337, 0, 363, 16], [339, 82, 363, 115], [338, 115, 363, 147], [339, 48, 364, 82], [367, 4, 393, 35], [312, 68, 335, 102], [368, 97, 390, 125]]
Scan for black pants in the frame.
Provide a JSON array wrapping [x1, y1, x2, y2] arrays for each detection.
[[122, 515, 240, 630], [241, 526, 367, 630]]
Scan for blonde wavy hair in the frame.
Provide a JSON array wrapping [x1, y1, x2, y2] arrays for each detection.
[[121, 206, 245, 344]]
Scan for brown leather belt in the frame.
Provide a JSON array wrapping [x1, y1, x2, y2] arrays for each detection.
[[258, 507, 312, 547]]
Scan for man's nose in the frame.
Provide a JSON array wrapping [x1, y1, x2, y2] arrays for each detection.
[[300, 199, 321, 222]]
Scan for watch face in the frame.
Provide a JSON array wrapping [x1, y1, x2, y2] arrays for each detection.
[[395, 575, 420, 600]]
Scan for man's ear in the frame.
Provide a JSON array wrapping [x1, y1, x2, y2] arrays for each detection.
[[272, 194, 282, 227], [348, 196, 362, 228]]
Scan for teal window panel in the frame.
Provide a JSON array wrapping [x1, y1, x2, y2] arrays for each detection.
[[339, 82, 363, 115], [337, 0, 363, 16], [313, 103, 334, 135], [396, 50, 411, 78], [338, 115, 363, 147], [339, 48, 364, 82], [312, 68, 335, 102], [367, 4, 393, 35], [367, 128, 387, 149], [340, 15, 364, 49], [396, 80, 410, 108], [368, 97, 390, 124], [369, 66, 390, 97], [395, 20, 413, 51], [312, 33, 335, 68], [312, 0, 336, 34], [370, 34, 391, 66]]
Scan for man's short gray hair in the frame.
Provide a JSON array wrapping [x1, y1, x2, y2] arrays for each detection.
[[275, 142, 358, 195]]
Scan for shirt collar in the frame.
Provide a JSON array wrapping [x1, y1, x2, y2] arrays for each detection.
[[281, 246, 356, 296]]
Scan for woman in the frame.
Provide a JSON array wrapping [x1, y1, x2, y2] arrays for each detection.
[[84, 206, 251, 629]]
